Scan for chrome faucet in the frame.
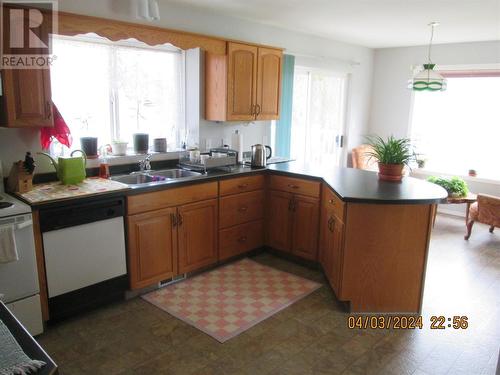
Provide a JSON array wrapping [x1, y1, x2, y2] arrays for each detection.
[[139, 154, 152, 172]]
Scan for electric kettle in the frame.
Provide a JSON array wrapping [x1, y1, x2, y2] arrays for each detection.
[[251, 144, 272, 167]]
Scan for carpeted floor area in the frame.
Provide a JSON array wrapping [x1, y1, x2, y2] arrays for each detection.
[[36, 214, 500, 374]]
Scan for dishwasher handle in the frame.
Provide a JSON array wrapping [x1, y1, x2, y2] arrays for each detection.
[[40, 197, 125, 232]]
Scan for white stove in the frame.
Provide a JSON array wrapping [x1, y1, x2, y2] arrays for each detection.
[[0, 192, 32, 218], [0, 190, 43, 336]]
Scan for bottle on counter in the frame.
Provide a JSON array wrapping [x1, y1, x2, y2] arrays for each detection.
[[98, 145, 111, 179]]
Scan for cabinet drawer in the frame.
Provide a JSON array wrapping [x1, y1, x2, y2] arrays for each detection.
[[127, 182, 218, 215], [219, 190, 264, 228], [219, 220, 264, 260], [322, 185, 345, 221], [269, 175, 320, 198], [219, 174, 265, 196]]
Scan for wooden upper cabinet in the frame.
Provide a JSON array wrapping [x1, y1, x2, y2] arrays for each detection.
[[178, 199, 218, 274], [1, 69, 53, 128], [1, 7, 53, 128], [227, 42, 258, 121], [205, 41, 283, 122], [127, 208, 178, 290], [256, 48, 282, 120]]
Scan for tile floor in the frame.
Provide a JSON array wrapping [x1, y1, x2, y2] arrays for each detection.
[[37, 215, 500, 374]]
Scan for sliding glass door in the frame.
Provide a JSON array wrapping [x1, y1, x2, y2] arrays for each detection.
[[290, 67, 347, 167]]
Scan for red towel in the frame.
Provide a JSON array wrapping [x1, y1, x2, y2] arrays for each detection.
[[40, 103, 72, 150]]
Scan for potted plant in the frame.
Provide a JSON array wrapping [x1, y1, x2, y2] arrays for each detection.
[[366, 135, 416, 182], [427, 176, 469, 198]]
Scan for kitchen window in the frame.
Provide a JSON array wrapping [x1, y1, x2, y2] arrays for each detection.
[[410, 70, 500, 180], [50, 34, 185, 151], [290, 67, 347, 167]]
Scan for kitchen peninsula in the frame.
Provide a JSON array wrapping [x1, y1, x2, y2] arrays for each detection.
[[22, 161, 447, 319]]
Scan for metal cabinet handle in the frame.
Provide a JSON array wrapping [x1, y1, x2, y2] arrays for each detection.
[[255, 104, 261, 116], [237, 183, 248, 189], [250, 104, 255, 115], [288, 184, 300, 189], [238, 206, 248, 212], [328, 199, 335, 205], [177, 213, 183, 226], [171, 213, 177, 227], [238, 236, 247, 243], [46, 101, 52, 119]]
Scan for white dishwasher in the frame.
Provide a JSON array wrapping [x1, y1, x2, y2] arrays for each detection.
[[40, 197, 127, 321]]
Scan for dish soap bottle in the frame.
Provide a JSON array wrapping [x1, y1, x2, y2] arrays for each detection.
[[99, 145, 111, 179]]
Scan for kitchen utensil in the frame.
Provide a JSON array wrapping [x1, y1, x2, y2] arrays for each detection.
[[80, 137, 98, 159], [133, 133, 149, 154], [37, 150, 87, 185], [251, 144, 272, 167]]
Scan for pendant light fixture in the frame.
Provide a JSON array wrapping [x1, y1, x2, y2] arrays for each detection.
[[408, 22, 447, 91]]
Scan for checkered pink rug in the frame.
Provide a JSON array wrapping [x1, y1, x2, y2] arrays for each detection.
[[142, 258, 321, 342]]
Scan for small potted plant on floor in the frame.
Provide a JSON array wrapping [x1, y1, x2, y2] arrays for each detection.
[[366, 135, 416, 182]]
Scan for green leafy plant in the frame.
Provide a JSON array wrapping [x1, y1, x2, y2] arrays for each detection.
[[427, 176, 469, 197], [366, 135, 416, 166]]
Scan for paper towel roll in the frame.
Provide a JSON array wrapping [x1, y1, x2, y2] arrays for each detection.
[[231, 130, 243, 163]]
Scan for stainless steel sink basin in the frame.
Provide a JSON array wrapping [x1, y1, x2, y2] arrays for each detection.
[[152, 169, 202, 179], [110, 169, 203, 187], [111, 173, 157, 185]]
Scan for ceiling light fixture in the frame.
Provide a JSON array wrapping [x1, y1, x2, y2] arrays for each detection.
[[408, 22, 447, 91]]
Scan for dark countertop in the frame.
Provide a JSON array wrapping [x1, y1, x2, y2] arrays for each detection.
[[22, 161, 447, 209], [0, 302, 58, 375], [268, 163, 448, 204]]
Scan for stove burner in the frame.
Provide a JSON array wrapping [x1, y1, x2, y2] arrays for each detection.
[[0, 202, 14, 209]]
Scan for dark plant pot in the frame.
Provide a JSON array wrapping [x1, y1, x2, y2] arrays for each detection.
[[80, 137, 98, 159], [133, 133, 149, 154], [378, 163, 404, 182]]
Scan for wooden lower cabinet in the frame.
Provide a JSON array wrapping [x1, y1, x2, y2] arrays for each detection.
[[127, 196, 218, 289], [178, 199, 218, 274], [291, 195, 320, 260], [319, 187, 346, 297], [266, 190, 293, 252], [127, 208, 178, 290], [219, 220, 263, 260], [319, 209, 344, 296], [266, 190, 320, 260]]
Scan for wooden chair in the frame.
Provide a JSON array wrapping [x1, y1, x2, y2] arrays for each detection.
[[351, 144, 378, 171], [464, 194, 500, 240]]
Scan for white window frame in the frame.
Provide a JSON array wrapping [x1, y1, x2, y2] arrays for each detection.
[[51, 33, 186, 153]]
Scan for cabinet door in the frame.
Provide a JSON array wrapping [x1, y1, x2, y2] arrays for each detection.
[[1, 7, 53, 128], [318, 205, 331, 268], [256, 48, 282, 120], [127, 208, 177, 290], [329, 217, 345, 296], [291, 195, 320, 260], [227, 42, 258, 121], [178, 199, 218, 274], [266, 190, 293, 252]]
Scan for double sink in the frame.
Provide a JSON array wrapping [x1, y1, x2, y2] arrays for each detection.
[[111, 169, 203, 187]]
